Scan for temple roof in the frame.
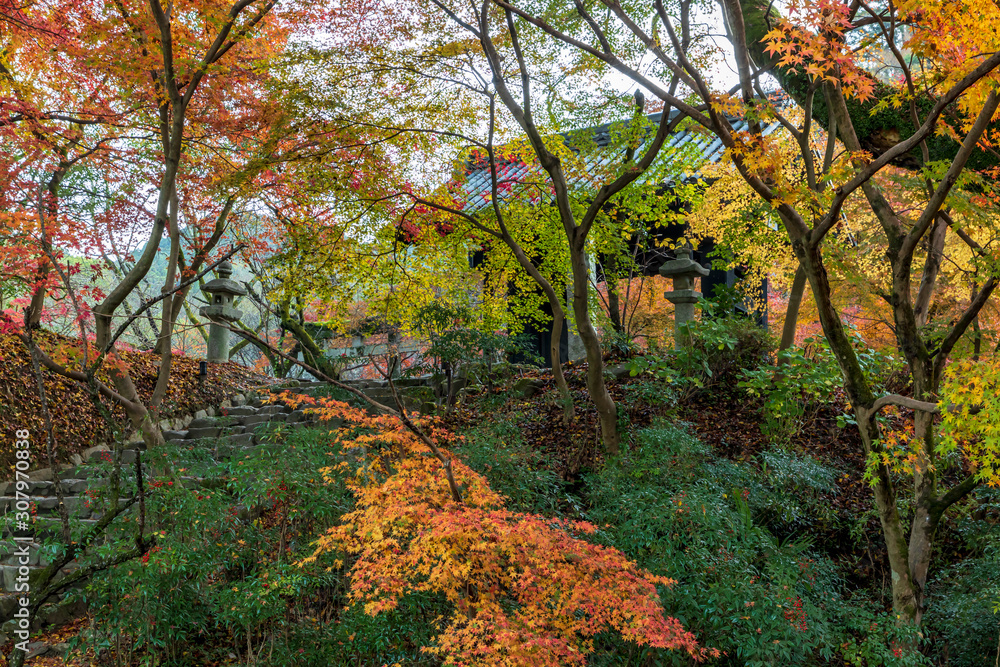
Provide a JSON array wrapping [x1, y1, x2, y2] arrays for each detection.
[[454, 110, 782, 213]]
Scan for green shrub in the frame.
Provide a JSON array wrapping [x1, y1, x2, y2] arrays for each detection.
[[628, 298, 773, 401], [622, 377, 680, 410], [739, 334, 901, 443], [923, 492, 1000, 667], [584, 423, 926, 666], [453, 418, 567, 516], [75, 426, 448, 666]]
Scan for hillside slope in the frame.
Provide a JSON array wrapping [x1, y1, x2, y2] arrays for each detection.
[[0, 332, 273, 467]]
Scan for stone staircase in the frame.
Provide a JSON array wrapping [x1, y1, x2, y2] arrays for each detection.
[[0, 376, 443, 651]]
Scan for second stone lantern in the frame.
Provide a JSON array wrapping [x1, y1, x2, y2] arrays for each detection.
[[199, 260, 246, 363], [659, 244, 709, 350]]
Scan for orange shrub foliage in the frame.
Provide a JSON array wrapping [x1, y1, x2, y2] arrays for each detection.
[[277, 391, 712, 665]]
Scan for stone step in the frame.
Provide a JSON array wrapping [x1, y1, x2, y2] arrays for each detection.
[[1, 562, 80, 593], [223, 433, 255, 447], [86, 448, 116, 464], [0, 496, 90, 519], [0, 479, 91, 497], [0, 543, 79, 570], [186, 426, 221, 439], [37, 597, 87, 627], [223, 406, 258, 417], [285, 410, 310, 424], [0, 542, 43, 567], [219, 443, 283, 460]]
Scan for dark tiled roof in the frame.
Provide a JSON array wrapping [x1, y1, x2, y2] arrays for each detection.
[[454, 111, 781, 212]]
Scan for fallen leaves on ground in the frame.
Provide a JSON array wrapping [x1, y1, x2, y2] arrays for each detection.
[[0, 331, 274, 468]]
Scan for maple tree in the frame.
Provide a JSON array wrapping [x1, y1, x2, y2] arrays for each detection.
[[275, 389, 713, 665], [457, 0, 1000, 636], [0, 0, 351, 450]]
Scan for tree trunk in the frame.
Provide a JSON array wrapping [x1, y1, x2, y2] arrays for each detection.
[[548, 305, 574, 424], [608, 284, 622, 334], [972, 291, 982, 361], [798, 234, 943, 629], [149, 186, 181, 422], [778, 264, 807, 356], [496, 231, 574, 424], [445, 361, 456, 413], [792, 233, 925, 624], [852, 401, 924, 625], [570, 243, 619, 455], [913, 216, 948, 328], [26, 260, 49, 328], [26, 160, 71, 328], [605, 254, 623, 335]]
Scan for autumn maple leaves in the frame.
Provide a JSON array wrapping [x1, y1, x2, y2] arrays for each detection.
[[282, 391, 715, 663]]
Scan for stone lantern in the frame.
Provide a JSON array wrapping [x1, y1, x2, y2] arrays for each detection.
[[199, 260, 246, 363], [659, 244, 709, 349]]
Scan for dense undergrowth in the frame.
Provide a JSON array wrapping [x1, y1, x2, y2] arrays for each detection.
[[455, 385, 999, 665], [13, 314, 1000, 666]]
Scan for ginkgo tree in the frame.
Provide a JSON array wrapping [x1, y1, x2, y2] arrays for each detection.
[[459, 0, 1000, 636]]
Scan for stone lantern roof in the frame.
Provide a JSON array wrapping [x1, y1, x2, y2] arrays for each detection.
[[201, 261, 247, 297], [200, 260, 245, 327], [659, 244, 709, 301]]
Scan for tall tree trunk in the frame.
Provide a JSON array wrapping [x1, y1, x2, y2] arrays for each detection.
[[605, 254, 623, 335], [792, 233, 925, 623], [26, 242, 50, 329], [570, 243, 619, 455], [27, 159, 72, 328], [796, 233, 947, 629], [149, 186, 181, 425], [972, 283, 982, 360], [498, 233, 574, 424], [913, 215, 948, 328]]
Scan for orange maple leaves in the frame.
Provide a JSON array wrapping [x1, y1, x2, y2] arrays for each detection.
[[763, 0, 875, 101], [279, 391, 714, 665]]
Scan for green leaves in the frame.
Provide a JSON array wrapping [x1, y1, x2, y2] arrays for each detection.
[[939, 356, 1000, 486]]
